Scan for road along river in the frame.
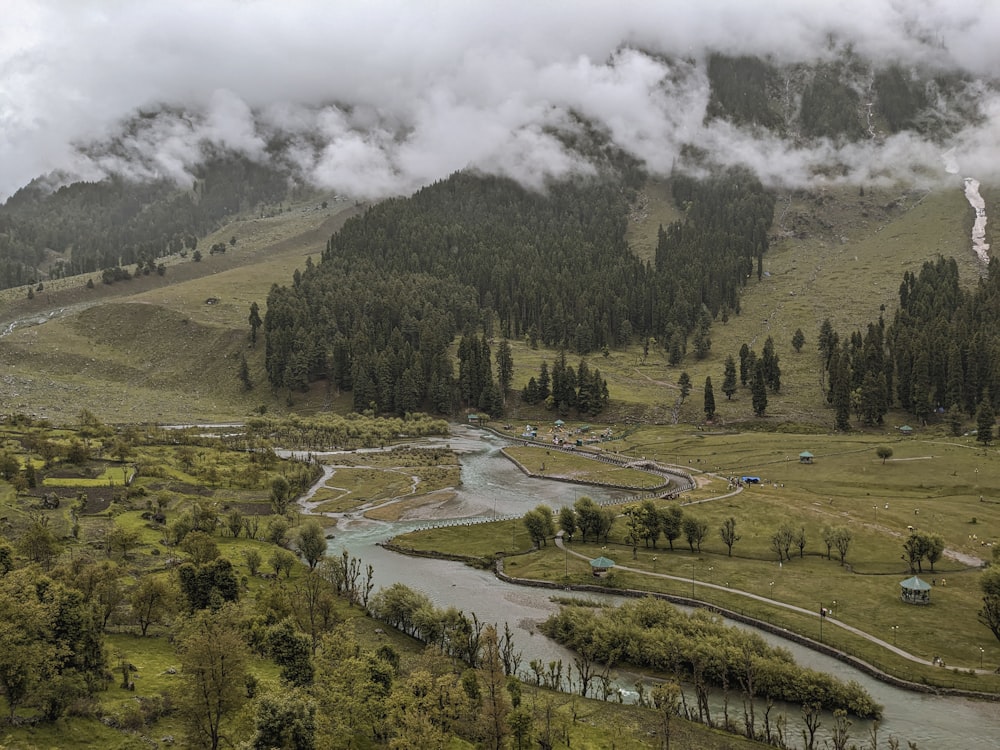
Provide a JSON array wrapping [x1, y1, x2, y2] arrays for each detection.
[[304, 426, 999, 749]]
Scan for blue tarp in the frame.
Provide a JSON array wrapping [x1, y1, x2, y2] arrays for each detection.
[[741, 476, 761, 483]]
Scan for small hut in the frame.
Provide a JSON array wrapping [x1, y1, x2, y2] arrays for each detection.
[[589, 556, 615, 578], [900, 575, 931, 605], [899, 425, 914, 436], [799, 451, 814, 464]]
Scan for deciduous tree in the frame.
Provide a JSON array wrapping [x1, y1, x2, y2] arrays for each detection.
[[682, 517, 708, 552], [175, 604, 250, 750], [979, 568, 1000, 643], [271, 475, 292, 515], [523, 505, 554, 548], [268, 619, 315, 687], [478, 624, 510, 750], [250, 686, 316, 750], [719, 517, 740, 556], [659, 505, 683, 551], [558, 506, 577, 541], [296, 520, 327, 570], [652, 680, 682, 750], [131, 576, 174, 636]]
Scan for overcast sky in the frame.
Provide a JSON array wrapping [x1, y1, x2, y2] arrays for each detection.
[[3, 0, 1000, 200]]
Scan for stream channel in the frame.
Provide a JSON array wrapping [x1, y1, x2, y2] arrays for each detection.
[[300, 425, 999, 748]]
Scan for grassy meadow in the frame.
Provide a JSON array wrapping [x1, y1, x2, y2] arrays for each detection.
[[504, 445, 667, 489], [397, 422, 1000, 690]]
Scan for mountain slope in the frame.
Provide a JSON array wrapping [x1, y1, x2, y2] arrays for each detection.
[[0, 174, 984, 427]]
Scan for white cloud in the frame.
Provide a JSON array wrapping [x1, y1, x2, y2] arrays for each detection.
[[4, 0, 1000, 199]]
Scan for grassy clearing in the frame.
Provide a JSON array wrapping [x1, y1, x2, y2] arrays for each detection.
[[397, 423, 1000, 687], [364, 490, 461, 522], [504, 446, 666, 488], [624, 177, 684, 263], [310, 452, 460, 513], [316, 467, 413, 509], [397, 517, 534, 559], [0, 716, 157, 750], [484, 685, 764, 750]]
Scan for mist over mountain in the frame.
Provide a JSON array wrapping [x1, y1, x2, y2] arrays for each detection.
[[5, 0, 1000, 202]]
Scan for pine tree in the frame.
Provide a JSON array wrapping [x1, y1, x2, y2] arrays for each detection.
[[762, 336, 781, 392], [522, 377, 539, 405], [858, 371, 882, 426], [818, 318, 836, 366], [791, 328, 805, 353], [495, 339, 514, 398], [704, 377, 716, 420], [830, 347, 852, 431], [911, 351, 932, 426], [948, 403, 964, 437], [739, 343, 751, 386], [248, 301, 262, 346], [751, 362, 768, 417], [722, 355, 738, 400], [945, 341, 964, 411], [238, 354, 252, 391], [678, 372, 692, 401], [537, 362, 550, 401], [977, 396, 995, 446]]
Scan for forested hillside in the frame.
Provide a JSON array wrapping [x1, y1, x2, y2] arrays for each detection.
[[705, 52, 975, 141], [262, 167, 774, 416], [821, 256, 1000, 430], [0, 155, 291, 289]]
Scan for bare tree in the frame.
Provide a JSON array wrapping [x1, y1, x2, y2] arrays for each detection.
[[719, 517, 740, 556]]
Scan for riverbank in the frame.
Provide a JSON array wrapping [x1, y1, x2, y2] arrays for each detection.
[[381, 527, 1000, 703], [318, 426, 1000, 748]]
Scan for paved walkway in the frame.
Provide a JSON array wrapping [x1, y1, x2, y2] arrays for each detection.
[[554, 534, 990, 675]]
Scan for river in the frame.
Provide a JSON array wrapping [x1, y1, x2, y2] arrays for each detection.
[[309, 426, 1000, 749], [943, 148, 990, 267]]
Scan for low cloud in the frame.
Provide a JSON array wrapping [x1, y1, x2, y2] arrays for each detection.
[[4, 0, 1000, 200]]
